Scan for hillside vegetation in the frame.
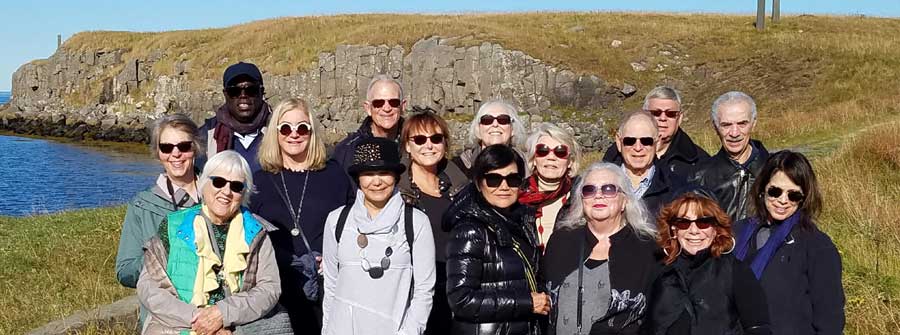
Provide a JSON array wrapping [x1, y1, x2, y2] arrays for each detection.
[[4, 12, 899, 334]]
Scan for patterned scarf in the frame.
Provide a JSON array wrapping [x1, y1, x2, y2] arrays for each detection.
[[518, 175, 572, 219]]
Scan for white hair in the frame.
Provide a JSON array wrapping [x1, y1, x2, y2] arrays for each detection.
[[466, 100, 527, 150], [198, 150, 254, 206], [366, 74, 404, 100], [642, 86, 683, 110], [556, 162, 657, 240], [711, 91, 757, 128], [525, 122, 582, 177]]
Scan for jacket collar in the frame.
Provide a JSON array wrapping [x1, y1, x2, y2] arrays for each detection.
[[355, 116, 405, 143], [661, 128, 705, 163]]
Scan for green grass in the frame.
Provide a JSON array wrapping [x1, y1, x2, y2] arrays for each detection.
[[0, 207, 132, 334]]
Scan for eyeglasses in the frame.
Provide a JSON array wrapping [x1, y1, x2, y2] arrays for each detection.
[[647, 109, 681, 118], [370, 98, 402, 108], [622, 137, 655, 146], [159, 141, 193, 154], [581, 183, 622, 199], [670, 216, 718, 230], [483, 172, 523, 188], [278, 122, 312, 136], [766, 186, 805, 202], [479, 114, 512, 126], [225, 85, 262, 98], [535, 143, 569, 159], [210, 176, 245, 193], [410, 134, 444, 145]]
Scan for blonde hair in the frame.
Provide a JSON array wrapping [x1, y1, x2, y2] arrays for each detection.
[[258, 98, 328, 172], [525, 122, 582, 177]]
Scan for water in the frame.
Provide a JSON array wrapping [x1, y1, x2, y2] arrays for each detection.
[[0, 91, 9, 105], [0, 135, 160, 216]]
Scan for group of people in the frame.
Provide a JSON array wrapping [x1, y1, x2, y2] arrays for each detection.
[[115, 62, 845, 335]]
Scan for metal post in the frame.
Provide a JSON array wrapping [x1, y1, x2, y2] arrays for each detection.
[[773, 0, 781, 23], [57, 34, 62, 49], [756, 0, 766, 31]]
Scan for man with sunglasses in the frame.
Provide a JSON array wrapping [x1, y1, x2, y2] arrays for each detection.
[[602, 86, 709, 181], [197, 61, 272, 174], [331, 74, 407, 178], [607, 111, 683, 217], [689, 91, 770, 222]]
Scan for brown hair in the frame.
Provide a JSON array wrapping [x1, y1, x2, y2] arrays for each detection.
[[400, 108, 453, 158], [657, 193, 735, 265]]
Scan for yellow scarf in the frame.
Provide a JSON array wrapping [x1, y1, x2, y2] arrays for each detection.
[[189, 205, 251, 306]]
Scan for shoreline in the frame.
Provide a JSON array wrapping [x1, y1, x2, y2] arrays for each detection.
[[0, 130, 149, 155]]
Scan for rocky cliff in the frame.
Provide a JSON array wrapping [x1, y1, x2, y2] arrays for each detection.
[[2, 36, 628, 149]]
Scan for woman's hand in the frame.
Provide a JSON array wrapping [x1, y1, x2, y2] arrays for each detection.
[[191, 306, 224, 335], [531, 292, 551, 315], [316, 255, 323, 275]]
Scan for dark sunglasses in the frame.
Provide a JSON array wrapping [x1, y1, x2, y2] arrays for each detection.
[[370, 98, 402, 108], [535, 143, 569, 159], [581, 183, 622, 199], [210, 176, 245, 193], [766, 186, 805, 202], [278, 122, 312, 136], [225, 85, 262, 98], [622, 137, 655, 146], [479, 114, 512, 126], [670, 216, 718, 230], [647, 109, 681, 118], [410, 134, 445, 145], [159, 141, 193, 154], [483, 172, 523, 188]]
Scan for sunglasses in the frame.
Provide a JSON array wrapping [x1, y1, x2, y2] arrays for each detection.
[[225, 85, 262, 98], [622, 137, 655, 146], [210, 176, 245, 193], [159, 141, 193, 154], [766, 186, 805, 202], [370, 98, 402, 108], [581, 183, 622, 199], [410, 134, 445, 145], [670, 216, 718, 230], [483, 172, 523, 188], [647, 109, 681, 118], [535, 143, 569, 159], [479, 114, 512, 126], [278, 122, 312, 136]]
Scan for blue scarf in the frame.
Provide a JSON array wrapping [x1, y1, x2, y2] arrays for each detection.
[[734, 212, 801, 279]]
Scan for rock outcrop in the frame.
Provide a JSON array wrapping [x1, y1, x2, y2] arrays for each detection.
[[3, 36, 626, 150]]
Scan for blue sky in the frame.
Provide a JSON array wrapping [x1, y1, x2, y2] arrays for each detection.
[[1, 1, 898, 91]]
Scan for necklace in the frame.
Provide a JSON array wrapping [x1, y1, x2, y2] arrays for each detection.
[[165, 176, 198, 211], [279, 171, 310, 237]]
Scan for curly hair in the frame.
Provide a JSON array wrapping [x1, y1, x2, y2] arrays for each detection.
[[657, 192, 735, 265]]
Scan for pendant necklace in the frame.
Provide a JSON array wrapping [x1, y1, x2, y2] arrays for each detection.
[[280, 171, 310, 237]]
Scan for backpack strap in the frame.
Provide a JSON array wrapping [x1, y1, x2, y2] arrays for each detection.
[[334, 205, 352, 243], [404, 204, 414, 263]]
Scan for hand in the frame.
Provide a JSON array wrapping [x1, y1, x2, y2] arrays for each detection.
[[214, 329, 233, 335], [316, 255, 323, 275], [191, 306, 224, 335], [531, 292, 551, 315]]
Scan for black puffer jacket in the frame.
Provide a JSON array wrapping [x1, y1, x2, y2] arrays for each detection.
[[443, 186, 543, 335], [688, 140, 769, 222]]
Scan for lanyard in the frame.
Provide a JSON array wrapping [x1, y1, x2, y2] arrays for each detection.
[[165, 177, 195, 211]]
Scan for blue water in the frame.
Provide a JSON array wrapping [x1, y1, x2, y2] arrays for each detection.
[[0, 135, 160, 216], [0, 91, 9, 105]]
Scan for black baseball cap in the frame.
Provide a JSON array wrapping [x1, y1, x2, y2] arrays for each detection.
[[223, 62, 263, 87]]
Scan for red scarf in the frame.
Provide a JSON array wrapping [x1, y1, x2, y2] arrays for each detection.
[[517, 175, 572, 219]]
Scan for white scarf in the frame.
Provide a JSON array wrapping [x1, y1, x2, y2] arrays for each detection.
[[351, 188, 404, 235]]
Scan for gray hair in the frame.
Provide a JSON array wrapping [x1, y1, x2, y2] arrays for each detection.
[[617, 110, 659, 139], [366, 74, 404, 100], [525, 123, 582, 177], [556, 162, 657, 240], [467, 100, 527, 150], [148, 114, 202, 159], [198, 150, 254, 206], [642, 86, 682, 110], [711, 91, 757, 128]]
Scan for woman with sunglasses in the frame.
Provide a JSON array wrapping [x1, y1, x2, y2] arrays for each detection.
[[733, 150, 844, 335], [542, 163, 659, 335], [646, 192, 771, 335], [322, 137, 435, 335], [117, 114, 202, 290], [444, 144, 547, 335], [519, 123, 582, 252], [396, 109, 469, 335], [137, 150, 287, 335], [453, 100, 528, 178], [251, 98, 354, 334]]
